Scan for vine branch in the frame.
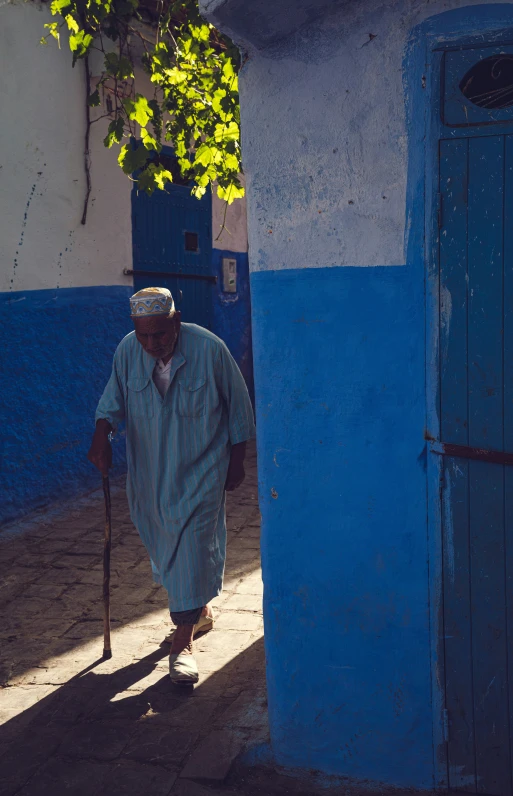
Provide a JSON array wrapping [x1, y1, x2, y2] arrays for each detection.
[[81, 54, 92, 225], [42, 0, 244, 203]]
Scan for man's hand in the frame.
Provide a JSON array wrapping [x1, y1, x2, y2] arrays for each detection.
[[225, 441, 247, 492], [87, 419, 113, 476]]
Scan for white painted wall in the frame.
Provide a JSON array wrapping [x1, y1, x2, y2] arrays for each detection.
[[233, 0, 513, 271], [212, 174, 248, 252], [0, 1, 133, 293], [0, 1, 248, 296]]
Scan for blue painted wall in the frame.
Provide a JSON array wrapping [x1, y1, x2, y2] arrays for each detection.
[[211, 249, 254, 404], [252, 265, 432, 786], [0, 286, 133, 525], [200, 0, 513, 788]]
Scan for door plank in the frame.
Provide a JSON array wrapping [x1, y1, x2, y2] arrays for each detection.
[[131, 180, 213, 328], [440, 138, 469, 447], [439, 138, 477, 792], [503, 135, 513, 792], [443, 456, 475, 791], [468, 135, 510, 795]]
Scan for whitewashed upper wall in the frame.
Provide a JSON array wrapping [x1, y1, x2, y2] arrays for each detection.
[[0, 2, 247, 295], [212, 174, 248, 252], [0, 2, 133, 292], [231, 0, 513, 271]]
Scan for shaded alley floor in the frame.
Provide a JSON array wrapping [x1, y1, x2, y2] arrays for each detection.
[[1, 446, 432, 796], [0, 445, 271, 796]]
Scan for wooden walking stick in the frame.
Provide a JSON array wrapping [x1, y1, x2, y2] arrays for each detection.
[[102, 474, 112, 659]]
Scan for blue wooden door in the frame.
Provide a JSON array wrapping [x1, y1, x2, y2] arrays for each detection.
[[132, 168, 213, 328], [439, 134, 513, 794]]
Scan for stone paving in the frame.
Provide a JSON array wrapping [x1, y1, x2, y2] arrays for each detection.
[[0, 444, 271, 796], [0, 444, 432, 796]]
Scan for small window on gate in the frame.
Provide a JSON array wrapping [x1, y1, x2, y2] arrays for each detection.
[[460, 55, 513, 109], [185, 231, 199, 252]]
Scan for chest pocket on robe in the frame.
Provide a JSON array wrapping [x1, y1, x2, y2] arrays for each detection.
[[127, 377, 154, 418], [176, 378, 206, 417]]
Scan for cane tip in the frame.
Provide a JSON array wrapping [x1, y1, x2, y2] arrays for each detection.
[[103, 649, 112, 660]]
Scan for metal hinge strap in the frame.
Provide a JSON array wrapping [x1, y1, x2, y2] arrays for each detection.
[[124, 268, 217, 284], [431, 441, 513, 467]]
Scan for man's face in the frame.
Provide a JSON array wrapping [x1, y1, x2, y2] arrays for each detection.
[[133, 312, 181, 360]]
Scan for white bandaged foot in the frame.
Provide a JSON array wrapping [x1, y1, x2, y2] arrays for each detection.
[[169, 652, 199, 684]]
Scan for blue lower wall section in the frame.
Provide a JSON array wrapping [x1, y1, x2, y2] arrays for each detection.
[[0, 286, 133, 525], [251, 265, 433, 788], [211, 249, 254, 404]]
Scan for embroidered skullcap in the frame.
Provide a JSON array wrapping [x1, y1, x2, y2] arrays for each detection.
[[129, 287, 175, 318]]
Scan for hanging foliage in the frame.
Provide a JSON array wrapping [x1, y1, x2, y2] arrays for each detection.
[[40, 0, 244, 203]]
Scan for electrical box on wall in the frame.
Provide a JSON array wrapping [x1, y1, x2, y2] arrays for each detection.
[[222, 258, 237, 293]]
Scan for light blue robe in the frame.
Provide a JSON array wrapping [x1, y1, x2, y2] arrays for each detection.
[[95, 323, 255, 611]]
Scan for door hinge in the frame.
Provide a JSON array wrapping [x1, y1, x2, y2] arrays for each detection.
[[443, 708, 450, 742], [437, 193, 444, 229]]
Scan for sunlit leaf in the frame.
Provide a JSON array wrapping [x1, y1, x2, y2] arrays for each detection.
[[65, 14, 79, 33], [43, 21, 61, 47], [50, 0, 72, 16], [103, 117, 124, 148], [214, 121, 239, 143], [40, 0, 244, 200], [217, 181, 245, 204], [123, 94, 153, 127], [140, 127, 161, 152], [69, 29, 93, 58]]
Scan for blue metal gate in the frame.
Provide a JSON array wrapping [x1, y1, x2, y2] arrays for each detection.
[[131, 158, 213, 328], [438, 43, 513, 795]]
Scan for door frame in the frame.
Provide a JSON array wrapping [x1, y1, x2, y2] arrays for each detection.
[[406, 8, 513, 790]]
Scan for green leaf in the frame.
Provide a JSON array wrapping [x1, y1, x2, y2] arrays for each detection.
[[217, 181, 245, 204], [192, 184, 207, 199], [194, 143, 213, 167], [43, 22, 61, 47], [104, 52, 134, 80], [103, 117, 124, 148], [69, 29, 93, 59], [88, 88, 101, 107], [153, 165, 173, 190], [156, 67, 187, 85], [118, 143, 150, 175], [178, 141, 190, 162], [211, 88, 227, 114], [214, 121, 239, 143], [223, 152, 240, 171], [189, 23, 211, 42], [50, 0, 72, 16], [222, 58, 235, 81], [40, 0, 244, 203], [65, 14, 79, 33], [135, 163, 172, 194], [123, 94, 153, 127], [140, 127, 161, 152]]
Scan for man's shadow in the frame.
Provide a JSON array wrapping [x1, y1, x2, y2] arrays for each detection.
[[0, 636, 266, 795]]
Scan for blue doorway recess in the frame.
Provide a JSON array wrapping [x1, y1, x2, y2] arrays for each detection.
[[131, 151, 214, 329], [437, 42, 513, 795]]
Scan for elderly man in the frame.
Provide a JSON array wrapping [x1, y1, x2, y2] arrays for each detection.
[[88, 287, 255, 684]]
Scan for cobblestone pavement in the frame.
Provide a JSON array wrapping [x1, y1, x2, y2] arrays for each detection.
[[0, 444, 272, 796], [0, 445, 432, 796]]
